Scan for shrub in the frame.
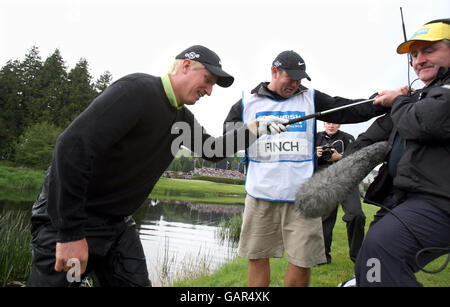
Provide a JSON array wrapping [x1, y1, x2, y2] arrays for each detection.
[[14, 122, 63, 169]]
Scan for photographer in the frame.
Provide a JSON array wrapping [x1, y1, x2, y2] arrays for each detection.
[[316, 122, 365, 267]]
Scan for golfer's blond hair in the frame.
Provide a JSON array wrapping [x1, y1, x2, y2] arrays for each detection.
[[168, 59, 205, 75]]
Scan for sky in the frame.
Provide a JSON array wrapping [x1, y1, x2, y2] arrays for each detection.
[[1, 0, 449, 138]]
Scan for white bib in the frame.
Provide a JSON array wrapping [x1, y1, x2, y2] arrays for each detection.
[[242, 89, 316, 202]]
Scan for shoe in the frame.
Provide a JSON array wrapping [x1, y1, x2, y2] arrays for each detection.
[[337, 273, 356, 287]]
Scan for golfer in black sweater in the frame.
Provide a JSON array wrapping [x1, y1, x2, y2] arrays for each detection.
[[28, 45, 288, 286]]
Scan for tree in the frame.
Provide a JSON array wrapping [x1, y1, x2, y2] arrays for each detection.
[[19, 46, 44, 125], [58, 58, 97, 127], [95, 70, 113, 93], [35, 49, 68, 124], [0, 46, 113, 161], [14, 122, 63, 169], [0, 60, 23, 160]]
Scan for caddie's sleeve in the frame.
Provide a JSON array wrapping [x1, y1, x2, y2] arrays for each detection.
[[314, 90, 387, 124]]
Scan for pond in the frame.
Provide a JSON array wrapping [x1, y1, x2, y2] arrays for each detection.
[[0, 193, 243, 287], [138, 199, 243, 286]]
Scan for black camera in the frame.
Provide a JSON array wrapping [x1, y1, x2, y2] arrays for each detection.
[[321, 145, 335, 161]]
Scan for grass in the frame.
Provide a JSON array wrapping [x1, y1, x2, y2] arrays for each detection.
[[0, 165, 246, 204], [172, 203, 450, 287], [0, 165, 46, 191], [150, 177, 246, 204], [0, 209, 32, 286]]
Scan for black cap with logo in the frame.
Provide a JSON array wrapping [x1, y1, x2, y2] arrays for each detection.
[[272, 50, 311, 81], [176, 45, 234, 88]]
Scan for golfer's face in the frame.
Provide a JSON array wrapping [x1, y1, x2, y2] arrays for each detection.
[[183, 68, 217, 105]]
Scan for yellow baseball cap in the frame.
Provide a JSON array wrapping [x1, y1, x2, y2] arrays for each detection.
[[396, 19, 450, 54]]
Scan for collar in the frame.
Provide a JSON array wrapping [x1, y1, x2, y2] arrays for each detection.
[[161, 74, 183, 110], [251, 82, 309, 100]]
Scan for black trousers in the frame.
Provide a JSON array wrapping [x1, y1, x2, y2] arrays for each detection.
[[355, 196, 450, 287], [322, 187, 365, 263], [27, 215, 151, 287]]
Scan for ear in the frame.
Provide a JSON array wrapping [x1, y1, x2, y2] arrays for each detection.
[[271, 66, 279, 79], [182, 59, 191, 74]]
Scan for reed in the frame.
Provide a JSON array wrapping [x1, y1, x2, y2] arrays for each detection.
[[215, 214, 242, 247], [0, 210, 32, 286], [155, 236, 213, 287]]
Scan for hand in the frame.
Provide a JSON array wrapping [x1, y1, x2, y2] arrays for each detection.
[[374, 86, 410, 107], [329, 148, 343, 162], [316, 146, 323, 158], [256, 115, 290, 136], [55, 238, 89, 275]]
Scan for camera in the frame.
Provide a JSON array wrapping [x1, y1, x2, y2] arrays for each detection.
[[321, 145, 335, 161]]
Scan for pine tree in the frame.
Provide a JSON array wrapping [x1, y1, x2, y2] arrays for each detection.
[[59, 58, 97, 127], [35, 49, 68, 124], [0, 60, 23, 160], [95, 70, 113, 93]]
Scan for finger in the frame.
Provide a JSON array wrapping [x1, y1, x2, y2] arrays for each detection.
[[54, 258, 66, 272], [277, 123, 287, 132], [373, 97, 383, 105], [269, 124, 280, 135]]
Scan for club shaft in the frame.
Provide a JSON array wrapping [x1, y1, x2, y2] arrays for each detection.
[[286, 98, 375, 125]]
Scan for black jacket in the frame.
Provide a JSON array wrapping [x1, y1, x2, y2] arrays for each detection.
[[315, 130, 355, 172], [349, 68, 450, 214]]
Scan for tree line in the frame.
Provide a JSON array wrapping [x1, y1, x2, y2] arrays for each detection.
[[0, 46, 112, 168]]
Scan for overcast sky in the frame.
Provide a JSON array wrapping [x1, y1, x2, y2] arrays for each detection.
[[1, 0, 449, 137]]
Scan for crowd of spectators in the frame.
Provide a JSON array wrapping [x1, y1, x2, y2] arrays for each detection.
[[188, 167, 245, 180], [163, 168, 245, 180]]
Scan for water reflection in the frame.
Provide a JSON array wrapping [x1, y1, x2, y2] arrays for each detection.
[[137, 199, 243, 287]]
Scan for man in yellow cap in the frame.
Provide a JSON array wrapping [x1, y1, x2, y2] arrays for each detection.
[[350, 18, 450, 287]]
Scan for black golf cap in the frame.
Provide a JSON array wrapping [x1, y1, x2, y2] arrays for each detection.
[[272, 50, 311, 81], [175, 45, 234, 88]]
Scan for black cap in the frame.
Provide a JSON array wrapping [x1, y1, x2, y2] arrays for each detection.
[[272, 50, 311, 81], [175, 45, 234, 88]]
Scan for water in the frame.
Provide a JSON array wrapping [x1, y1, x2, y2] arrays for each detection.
[[0, 194, 243, 287], [138, 199, 243, 286]]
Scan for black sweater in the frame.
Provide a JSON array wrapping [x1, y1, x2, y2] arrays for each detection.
[[38, 73, 253, 242]]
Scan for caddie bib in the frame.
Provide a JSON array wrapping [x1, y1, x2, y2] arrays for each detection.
[[242, 89, 316, 202]]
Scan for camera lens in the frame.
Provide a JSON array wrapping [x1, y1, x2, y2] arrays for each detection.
[[322, 148, 333, 161]]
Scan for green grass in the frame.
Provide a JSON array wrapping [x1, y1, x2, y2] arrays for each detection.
[[0, 209, 32, 286], [0, 165, 46, 191], [150, 177, 246, 204], [0, 166, 246, 204], [173, 203, 450, 287]]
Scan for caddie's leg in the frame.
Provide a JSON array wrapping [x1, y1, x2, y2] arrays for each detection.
[[248, 258, 270, 287]]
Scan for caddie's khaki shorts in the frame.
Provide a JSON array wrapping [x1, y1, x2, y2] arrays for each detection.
[[238, 195, 326, 268]]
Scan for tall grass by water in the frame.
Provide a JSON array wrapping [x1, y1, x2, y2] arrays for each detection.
[[0, 209, 32, 286]]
